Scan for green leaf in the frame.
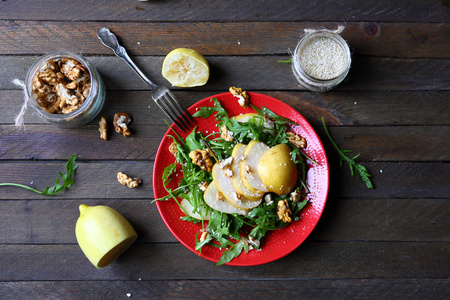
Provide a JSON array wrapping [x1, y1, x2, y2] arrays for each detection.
[[0, 154, 78, 195], [216, 239, 247, 266], [277, 58, 292, 63], [192, 98, 228, 120], [321, 117, 374, 189]]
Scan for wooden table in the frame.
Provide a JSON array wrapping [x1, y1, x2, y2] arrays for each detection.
[[1, 1, 449, 299]]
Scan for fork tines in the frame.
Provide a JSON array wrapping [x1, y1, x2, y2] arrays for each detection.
[[157, 91, 196, 132]]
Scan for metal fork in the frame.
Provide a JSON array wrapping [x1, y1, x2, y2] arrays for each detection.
[[96, 27, 195, 132]]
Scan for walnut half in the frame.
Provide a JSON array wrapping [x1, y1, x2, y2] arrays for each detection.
[[277, 200, 292, 223], [189, 149, 213, 172], [229, 86, 250, 108], [113, 113, 131, 137], [117, 172, 142, 188]]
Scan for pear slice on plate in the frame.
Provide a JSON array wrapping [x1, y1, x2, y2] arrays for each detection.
[[231, 143, 264, 201], [212, 163, 262, 210], [180, 198, 211, 220], [240, 140, 270, 194], [203, 181, 248, 215]]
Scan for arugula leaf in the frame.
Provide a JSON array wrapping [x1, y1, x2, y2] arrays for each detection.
[[321, 117, 374, 189], [0, 154, 78, 195], [250, 104, 296, 125], [185, 128, 204, 151], [192, 98, 228, 120], [216, 238, 248, 266], [277, 58, 292, 63]]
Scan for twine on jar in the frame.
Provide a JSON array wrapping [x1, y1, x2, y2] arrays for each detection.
[[304, 25, 345, 35], [12, 78, 30, 127]]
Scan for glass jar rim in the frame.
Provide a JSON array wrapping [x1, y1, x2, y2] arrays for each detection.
[[25, 51, 98, 121]]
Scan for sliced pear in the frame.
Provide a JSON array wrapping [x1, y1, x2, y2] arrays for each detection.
[[240, 140, 270, 194], [180, 198, 210, 220], [212, 163, 263, 210], [203, 181, 248, 215], [257, 143, 297, 195], [233, 113, 274, 130], [231, 143, 264, 201]]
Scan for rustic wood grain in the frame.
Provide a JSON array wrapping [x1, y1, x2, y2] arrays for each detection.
[[1, 242, 448, 280], [2, 56, 449, 92], [1, 21, 449, 57], [1, 1, 448, 22], [0, 161, 447, 200], [0, 125, 448, 161], [0, 198, 447, 245], [2, 279, 449, 300], [2, 90, 449, 126]]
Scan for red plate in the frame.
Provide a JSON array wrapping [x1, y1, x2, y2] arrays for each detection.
[[153, 92, 329, 266]]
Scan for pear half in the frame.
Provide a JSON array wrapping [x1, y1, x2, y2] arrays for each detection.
[[75, 204, 137, 269], [257, 143, 297, 195]]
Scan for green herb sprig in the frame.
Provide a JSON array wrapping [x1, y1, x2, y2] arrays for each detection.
[[0, 154, 78, 195], [321, 117, 374, 189]]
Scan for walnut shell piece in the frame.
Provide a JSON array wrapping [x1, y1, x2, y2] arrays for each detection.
[[113, 113, 132, 137]]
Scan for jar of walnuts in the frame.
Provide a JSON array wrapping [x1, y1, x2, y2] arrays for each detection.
[[25, 51, 105, 127]]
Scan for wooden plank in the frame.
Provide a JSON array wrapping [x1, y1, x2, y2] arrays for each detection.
[[0, 242, 448, 280], [1, 1, 448, 22], [1, 279, 449, 300], [0, 162, 447, 200], [2, 56, 449, 91], [1, 21, 449, 57], [0, 198, 447, 244], [0, 124, 449, 161], [2, 90, 449, 126]]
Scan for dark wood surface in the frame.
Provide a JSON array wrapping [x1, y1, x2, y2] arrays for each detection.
[[1, 1, 449, 299]]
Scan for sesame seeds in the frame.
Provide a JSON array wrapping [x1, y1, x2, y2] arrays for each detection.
[[299, 36, 346, 80]]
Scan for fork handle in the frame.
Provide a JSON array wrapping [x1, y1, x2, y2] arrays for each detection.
[[114, 46, 158, 90]]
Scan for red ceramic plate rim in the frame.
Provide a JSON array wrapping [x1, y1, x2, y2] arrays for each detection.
[[153, 92, 329, 266]]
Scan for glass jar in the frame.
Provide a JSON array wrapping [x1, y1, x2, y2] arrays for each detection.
[[292, 30, 351, 92], [25, 51, 105, 128]]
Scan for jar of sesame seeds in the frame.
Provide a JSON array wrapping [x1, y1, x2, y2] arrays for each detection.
[[292, 29, 351, 92]]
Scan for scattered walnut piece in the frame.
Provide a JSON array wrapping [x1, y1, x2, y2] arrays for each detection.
[[220, 124, 233, 142], [277, 200, 292, 223], [114, 113, 132, 137], [290, 189, 301, 203], [217, 191, 225, 201], [98, 117, 108, 140], [117, 172, 142, 188], [199, 230, 209, 242], [189, 149, 213, 172], [229, 86, 250, 108], [287, 132, 307, 149], [169, 141, 178, 156], [199, 181, 209, 192], [245, 164, 252, 174], [248, 236, 260, 248]]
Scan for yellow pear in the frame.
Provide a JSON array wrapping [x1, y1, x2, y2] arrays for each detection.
[[75, 204, 137, 268], [257, 144, 297, 195]]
